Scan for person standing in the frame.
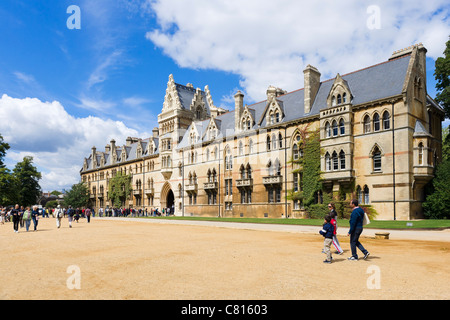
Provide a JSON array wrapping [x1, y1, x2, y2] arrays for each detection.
[[23, 207, 32, 231], [55, 205, 64, 228], [11, 204, 20, 233], [319, 215, 334, 264], [347, 199, 370, 261], [328, 203, 343, 255], [85, 207, 91, 223], [31, 206, 40, 231], [19, 206, 25, 228], [74, 208, 80, 223], [0, 206, 5, 224], [67, 205, 74, 228]]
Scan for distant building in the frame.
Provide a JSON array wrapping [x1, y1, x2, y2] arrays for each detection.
[[80, 44, 444, 220], [38, 192, 65, 207]]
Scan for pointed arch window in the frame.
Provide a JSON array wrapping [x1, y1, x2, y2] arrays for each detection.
[[373, 113, 380, 131], [418, 142, 424, 165], [325, 152, 331, 171], [383, 111, 390, 130], [339, 119, 345, 135], [239, 141, 244, 156], [325, 122, 331, 138], [332, 151, 339, 170], [357, 185, 362, 204], [225, 147, 232, 170], [364, 185, 370, 204], [332, 120, 338, 136], [339, 150, 346, 170], [293, 144, 299, 160], [372, 146, 382, 172], [363, 115, 371, 133]]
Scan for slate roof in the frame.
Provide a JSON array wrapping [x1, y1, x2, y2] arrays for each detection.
[[82, 53, 414, 170], [82, 137, 159, 172], [175, 83, 214, 114], [178, 54, 412, 149]]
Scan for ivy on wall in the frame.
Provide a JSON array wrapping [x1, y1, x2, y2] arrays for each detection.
[[108, 172, 132, 208], [288, 126, 323, 213]]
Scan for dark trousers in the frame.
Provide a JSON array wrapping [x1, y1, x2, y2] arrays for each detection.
[[32, 217, 38, 230], [349, 227, 368, 259], [13, 219, 19, 231]]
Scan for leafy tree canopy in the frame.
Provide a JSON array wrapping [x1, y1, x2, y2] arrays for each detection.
[[434, 37, 450, 118]]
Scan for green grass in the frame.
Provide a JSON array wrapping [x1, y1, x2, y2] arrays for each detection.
[[137, 216, 450, 230]]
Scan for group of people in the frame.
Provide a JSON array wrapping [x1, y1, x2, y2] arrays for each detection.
[[319, 199, 370, 264], [97, 206, 173, 217], [0, 204, 41, 232], [0, 204, 94, 232]]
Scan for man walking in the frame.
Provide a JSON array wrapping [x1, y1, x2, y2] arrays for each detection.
[[55, 205, 63, 228], [347, 199, 370, 261], [67, 205, 74, 228]]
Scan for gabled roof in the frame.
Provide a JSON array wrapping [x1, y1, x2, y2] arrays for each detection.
[[177, 54, 412, 150]]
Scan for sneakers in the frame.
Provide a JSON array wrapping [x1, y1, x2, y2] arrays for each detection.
[[363, 252, 370, 260], [347, 256, 358, 261], [323, 260, 332, 264]]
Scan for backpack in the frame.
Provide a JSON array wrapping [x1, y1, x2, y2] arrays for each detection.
[[363, 211, 371, 226]]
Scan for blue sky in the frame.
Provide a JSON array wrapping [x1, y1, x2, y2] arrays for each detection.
[[0, 0, 449, 192]]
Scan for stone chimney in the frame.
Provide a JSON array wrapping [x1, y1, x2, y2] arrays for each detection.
[[110, 139, 116, 164], [234, 90, 244, 131], [303, 64, 321, 114], [91, 146, 97, 167], [126, 137, 133, 146], [267, 85, 287, 101], [105, 144, 110, 153], [152, 127, 159, 138]]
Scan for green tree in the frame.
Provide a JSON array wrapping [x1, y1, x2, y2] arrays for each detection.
[[13, 156, 42, 206], [0, 134, 15, 205], [108, 172, 132, 208], [50, 190, 62, 196], [434, 37, 450, 118], [64, 182, 89, 209], [0, 167, 16, 205], [423, 159, 450, 219], [0, 134, 10, 168], [443, 125, 450, 161]]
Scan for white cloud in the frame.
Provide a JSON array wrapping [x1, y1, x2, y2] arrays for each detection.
[[145, 0, 450, 102], [13, 72, 36, 85], [78, 95, 117, 113], [87, 49, 124, 89], [0, 94, 147, 191]]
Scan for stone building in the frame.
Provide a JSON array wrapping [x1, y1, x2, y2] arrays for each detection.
[[80, 44, 444, 220]]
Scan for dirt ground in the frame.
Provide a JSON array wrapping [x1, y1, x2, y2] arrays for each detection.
[[0, 217, 448, 300]]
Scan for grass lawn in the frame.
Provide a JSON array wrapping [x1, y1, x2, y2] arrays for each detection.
[[138, 216, 450, 230]]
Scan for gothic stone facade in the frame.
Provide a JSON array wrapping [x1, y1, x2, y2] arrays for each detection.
[[80, 44, 444, 220]]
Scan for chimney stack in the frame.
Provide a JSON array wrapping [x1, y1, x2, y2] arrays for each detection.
[[234, 90, 244, 131], [152, 127, 159, 138], [303, 65, 321, 114]]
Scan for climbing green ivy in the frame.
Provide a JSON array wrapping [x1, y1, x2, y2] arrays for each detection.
[[288, 127, 323, 209], [108, 172, 132, 208]]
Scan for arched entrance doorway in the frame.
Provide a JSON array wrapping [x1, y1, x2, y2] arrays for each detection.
[[160, 182, 175, 215], [166, 190, 174, 215]]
